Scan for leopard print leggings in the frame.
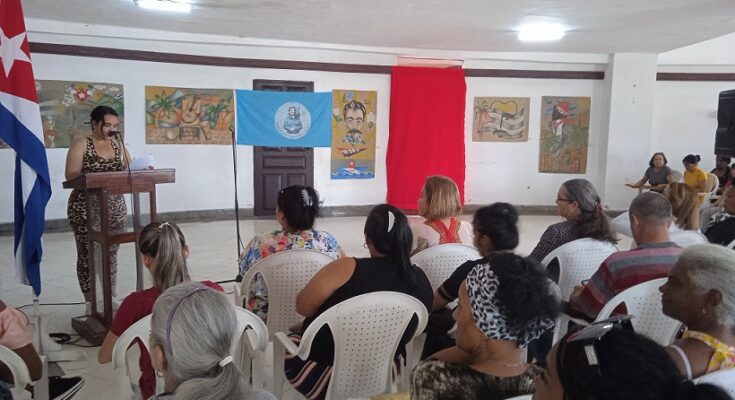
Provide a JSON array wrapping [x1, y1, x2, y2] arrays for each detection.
[[68, 190, 127, 295]]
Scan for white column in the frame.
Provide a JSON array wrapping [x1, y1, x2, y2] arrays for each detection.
[[600, 53, 658, 210]]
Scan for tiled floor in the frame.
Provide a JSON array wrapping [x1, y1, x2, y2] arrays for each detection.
[[0, 214, 630, 400]]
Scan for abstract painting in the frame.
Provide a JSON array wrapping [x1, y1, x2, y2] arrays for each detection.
[[145, 86, 235, 145], [472, 97, 529, 142], [539, 96, 591, 174], [36, 80, 124, 148], [330, 90, 377, 179]]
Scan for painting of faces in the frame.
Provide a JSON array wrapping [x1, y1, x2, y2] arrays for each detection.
[[330, 90, 377, 179]]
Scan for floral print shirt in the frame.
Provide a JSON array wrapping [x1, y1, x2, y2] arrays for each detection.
[[239, 229, 342, 320]]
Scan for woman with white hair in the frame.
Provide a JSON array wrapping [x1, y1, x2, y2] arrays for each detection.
[[659, 244, 735, 379], [148, 282, 275, 400]]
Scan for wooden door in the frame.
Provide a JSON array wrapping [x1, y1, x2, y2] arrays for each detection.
[[252, 80, 314, 216]]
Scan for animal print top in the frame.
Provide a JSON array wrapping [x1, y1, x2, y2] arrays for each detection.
[[67, 136, 126, 225]]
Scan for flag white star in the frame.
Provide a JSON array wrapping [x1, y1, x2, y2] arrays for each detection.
[[0, 28, 31, 78]]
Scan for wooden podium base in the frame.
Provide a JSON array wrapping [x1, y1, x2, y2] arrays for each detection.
[[71, 315, 107, 346]]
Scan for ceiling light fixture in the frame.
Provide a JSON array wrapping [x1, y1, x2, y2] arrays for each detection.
[[517, 22, 567, 42], [135, 0, 191, 13]]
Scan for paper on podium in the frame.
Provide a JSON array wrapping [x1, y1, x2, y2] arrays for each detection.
[[129, 155, 155, 171]]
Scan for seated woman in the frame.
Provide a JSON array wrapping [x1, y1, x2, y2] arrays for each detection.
[[529, 179, 617, 262], [532, 319, 730, 400], [410, 175, 473, 255], [664, 182, 700, 231], [683, 154, 709, 206], [661, 244, 735, 379], [98, 221, 223, 400], [703, 185, 735, 245], [149, 282, 275, 400], [626, 152, 673, 193], [239, 185, 343, 319], [284, 204, 433, 400], [411, 254, 559, 400], [711, 155, 732, 194], [1, 300, 84, 400], [424, 203, 520, 357]]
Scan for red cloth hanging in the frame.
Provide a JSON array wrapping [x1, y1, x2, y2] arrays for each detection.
[[387, 66, 467, 210]]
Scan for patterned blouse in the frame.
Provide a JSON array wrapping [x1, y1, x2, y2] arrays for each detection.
[[411, 360, 541, 400], [239, 229, 342, 319], [528, 220, 578, 262]]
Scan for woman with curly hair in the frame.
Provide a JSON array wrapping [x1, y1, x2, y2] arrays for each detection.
[[410, 253, 560, 400]]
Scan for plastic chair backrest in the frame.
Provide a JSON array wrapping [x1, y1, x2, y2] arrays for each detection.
[[232, 306, 269, 389], [410, 244, 481, 291], [505, 396, 533, 400], [239, 249, 336, 338], [669, 230, 708, 248], [595, 278, 681, 345], [542, 238, 618, 299], [728, 238, 735, 249], [294, 292, 428, 400], [0, 344, 33, 399], [112, 314, 154, 395], [670, 169, 684, 183], [694, 368, 735, 398]]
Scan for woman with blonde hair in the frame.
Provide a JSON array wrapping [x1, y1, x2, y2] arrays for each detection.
[[664, 182, 700, 231], [411, 175, 473, 255], [98, 221, 223, 400]]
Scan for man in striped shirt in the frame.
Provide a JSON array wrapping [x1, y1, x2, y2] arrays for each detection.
[[569, 192, 683, 319]]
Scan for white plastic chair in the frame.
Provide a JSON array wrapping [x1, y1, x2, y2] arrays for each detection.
[[728, 238, 735, 249], [595, 278, 681, 345], [505, 395, 533, 400], [694, 368, 735, 397], [669, 230, 708, 248], [273, 292, 429, 400], [542, 238, 618, 300], [234, 249, 335, 393], [542, 238, 618, 342], [232, 307, 269, 390], [0, 344, 33, 399], [235, 249, 336, 337], [410, 243, 481, 291], [112, 314, 157, 397], [670, 169, 684, 183]]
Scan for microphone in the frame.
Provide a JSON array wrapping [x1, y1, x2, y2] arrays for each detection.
[[109, 131, 121, 139]]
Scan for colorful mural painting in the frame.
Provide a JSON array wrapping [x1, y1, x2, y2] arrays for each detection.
[[145, 86, 235, 145], [472, 97, 529, 142], [330, 90, 377, 179], [539, 96, 591, 174], [35, 80, 124, 148]]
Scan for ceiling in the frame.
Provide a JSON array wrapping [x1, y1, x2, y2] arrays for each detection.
[[21, 0, 735, 54]]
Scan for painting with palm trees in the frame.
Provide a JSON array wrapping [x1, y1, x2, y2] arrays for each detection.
[[145, 86, 235, 144]]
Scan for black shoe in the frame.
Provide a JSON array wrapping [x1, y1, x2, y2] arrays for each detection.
[[49, 376, 84, 400]]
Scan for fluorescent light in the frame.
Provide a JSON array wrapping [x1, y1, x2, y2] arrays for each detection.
[[135, 0, 191, 13], [517, 22, 567, 42]]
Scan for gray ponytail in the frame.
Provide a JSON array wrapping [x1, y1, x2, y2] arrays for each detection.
[[150, 282, 248, 400]]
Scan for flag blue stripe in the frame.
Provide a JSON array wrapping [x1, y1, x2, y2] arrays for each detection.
[[0, 101, 51, 295]]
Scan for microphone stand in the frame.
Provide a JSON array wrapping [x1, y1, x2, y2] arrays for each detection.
[[230, 126, 244, 282]]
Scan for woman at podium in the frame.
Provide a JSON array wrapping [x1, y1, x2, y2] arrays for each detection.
[[65, 105, 130, 304]]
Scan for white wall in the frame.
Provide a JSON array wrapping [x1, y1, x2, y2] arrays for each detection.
[[651, 80, 733, 174], [2, 23, 734, 224]]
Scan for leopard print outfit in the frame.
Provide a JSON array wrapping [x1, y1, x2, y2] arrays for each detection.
[[67, 136, 127, 295]]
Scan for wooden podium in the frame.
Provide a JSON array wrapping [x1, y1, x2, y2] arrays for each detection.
[[63, 169, 175, 345]]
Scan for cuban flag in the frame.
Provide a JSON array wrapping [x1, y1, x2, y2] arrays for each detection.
[[0, 0, 52, 296], [236, 90, 332, 147]]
